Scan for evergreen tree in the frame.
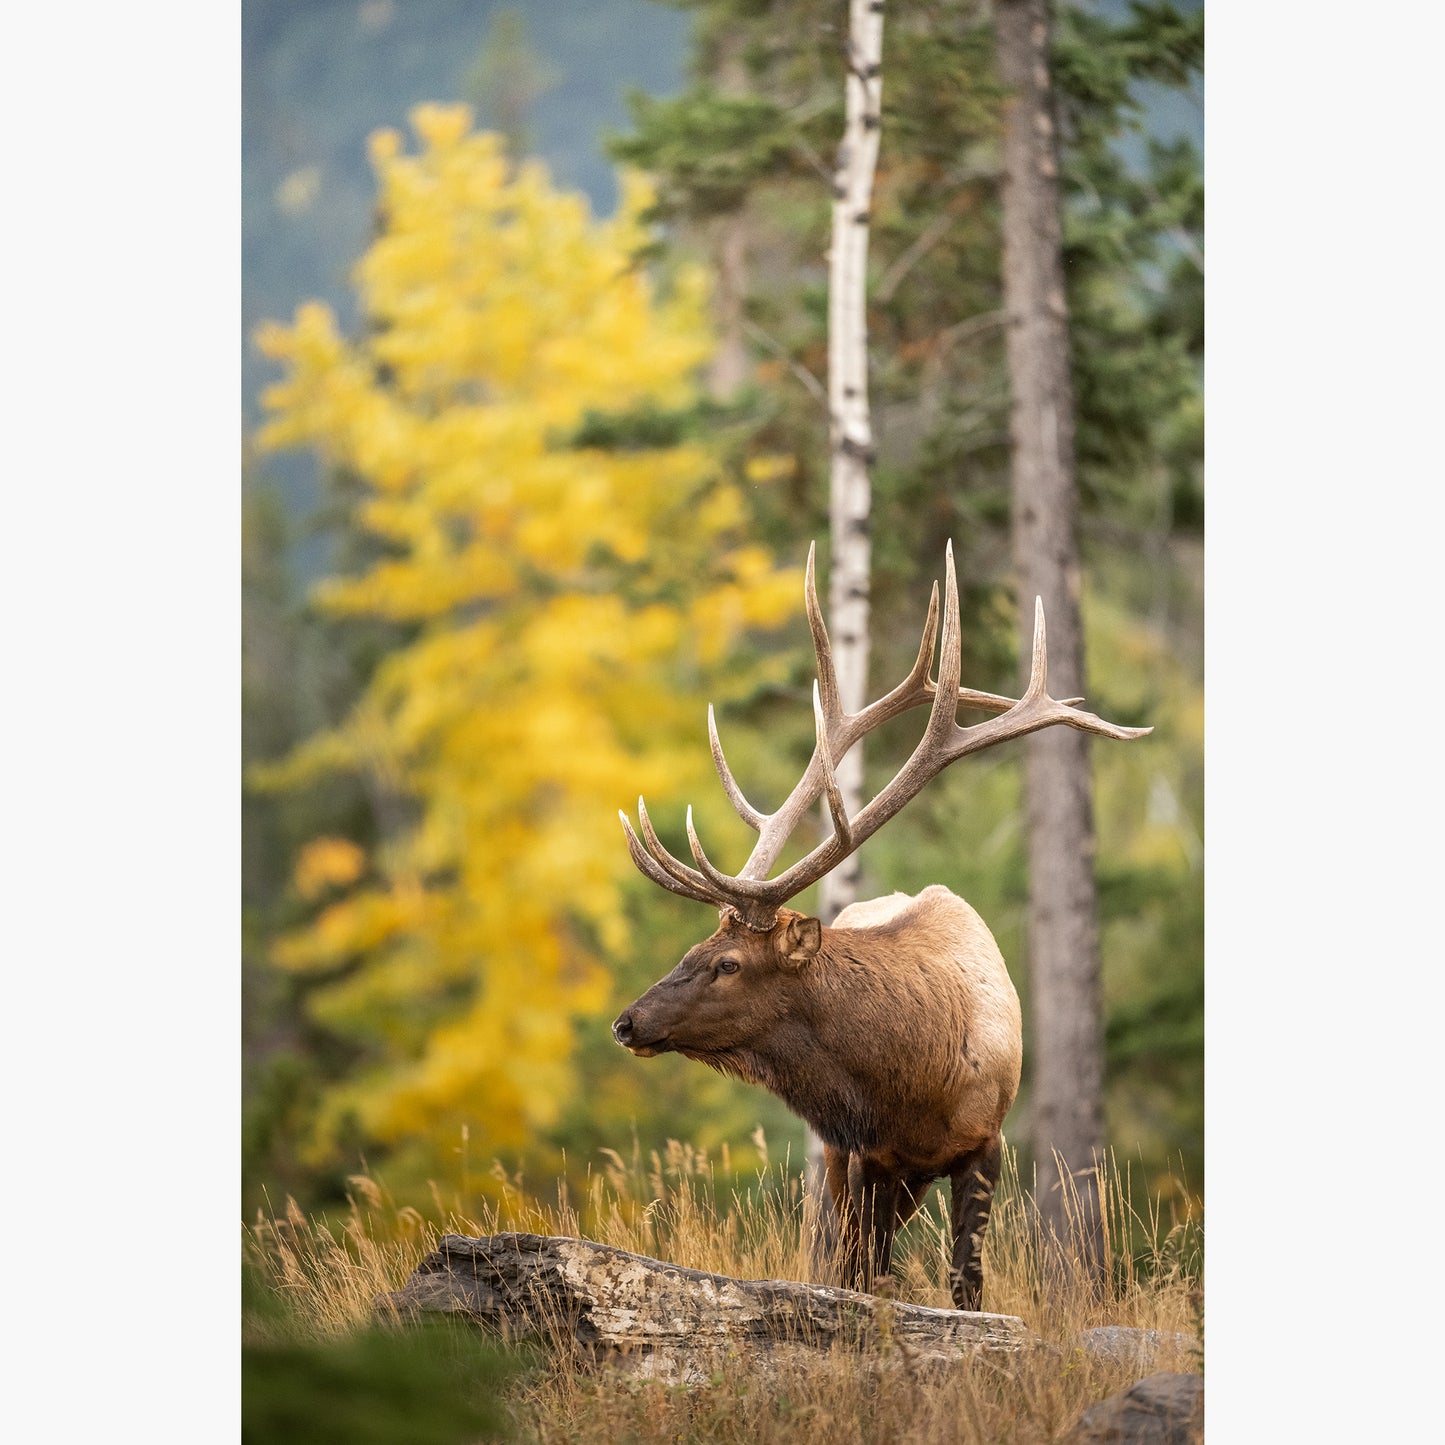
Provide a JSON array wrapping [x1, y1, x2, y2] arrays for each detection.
[[612, 0, 1203, 1208], [996, 0, 1104, 1255]]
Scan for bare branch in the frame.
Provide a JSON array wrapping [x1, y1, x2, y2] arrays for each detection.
[[741, 319, 828, 411], [876, 203, 964, 303]]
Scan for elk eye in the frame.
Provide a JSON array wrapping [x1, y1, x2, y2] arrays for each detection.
[[716, 958, 740, 975]]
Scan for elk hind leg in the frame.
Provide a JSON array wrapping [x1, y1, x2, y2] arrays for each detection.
[[949, 1135, 1003, 1311]]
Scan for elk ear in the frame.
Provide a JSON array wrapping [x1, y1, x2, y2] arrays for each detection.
[[779, 915, 822, 966]]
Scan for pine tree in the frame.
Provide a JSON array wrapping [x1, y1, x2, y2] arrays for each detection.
[[996, 0, 1105, 1254], [612, 0, 1203, 1211]]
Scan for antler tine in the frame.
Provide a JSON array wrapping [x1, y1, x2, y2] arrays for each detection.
[[813, 681, 852, 849], [1024, 595, 1049, 703], [805, 542, 845, 725], [618, 811, 721, 906], [638, 796, 719, 896], [685, 806, 785, 899], [1018, 599, 1148, 738], [708, 704, 766, 832], [910, 580, 941, 692], [939, 597, 1152, 756], [926, 539, 963, 737], [855, 562, 1013, 725], [1046, 701, 1155, 743], [957, 685, 1029, 712], [620, 542, 1151, 927]]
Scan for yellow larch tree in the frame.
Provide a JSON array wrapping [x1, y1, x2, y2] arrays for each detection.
[[254, 104, 797, 1180]]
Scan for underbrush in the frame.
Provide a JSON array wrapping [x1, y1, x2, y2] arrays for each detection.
[[243, 1135, 1201, 1444]]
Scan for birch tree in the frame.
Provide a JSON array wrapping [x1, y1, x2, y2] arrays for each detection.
[[798, 0, 888, 1196], [818, 0, 886, 927]]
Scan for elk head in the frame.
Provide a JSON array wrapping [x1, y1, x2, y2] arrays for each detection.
[[611, 908, 820, 1060], [612, 541, 1148, 1050]]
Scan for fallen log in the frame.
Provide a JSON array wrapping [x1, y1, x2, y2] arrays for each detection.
[[378, 1232, 1033, 1383]]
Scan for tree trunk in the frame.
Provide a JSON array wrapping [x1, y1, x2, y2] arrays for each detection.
[[809, 0, 887, 1200], [709, 214, 749, 400], [821, 0, 886, 921], [708, 34, 750, 402], [995, 0, 1104, 1259]]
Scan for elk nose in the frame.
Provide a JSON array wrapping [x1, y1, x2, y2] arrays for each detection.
[[612, 1011, 635, 1046]]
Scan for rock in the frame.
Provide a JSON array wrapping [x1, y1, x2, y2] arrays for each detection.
[[1064, 1372, 1204, 1444], [1075, 1327, 1201, 1372], [378, 1231, 1033, 1385]]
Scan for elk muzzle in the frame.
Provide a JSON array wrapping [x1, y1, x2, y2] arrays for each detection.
[[611, 997, 673, 1056]]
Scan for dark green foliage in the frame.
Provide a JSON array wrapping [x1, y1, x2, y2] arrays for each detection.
[[567, 396, 752, 451], [1053, 3, 1203, 135], [613, 89, 800, 219], [242, 1272, 521, 1444], [1055, 5, 1204, 533]]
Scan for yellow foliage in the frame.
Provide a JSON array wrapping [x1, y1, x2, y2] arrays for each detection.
[[743, 453, 796, 484], [1087, 592, 1204, 877], [256, 110, 797, 1173], [293, 837, 367, 900]]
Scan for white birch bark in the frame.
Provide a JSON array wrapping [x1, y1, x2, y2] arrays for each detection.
[[808, 0, 887, 1198], [818, 0, 885, 923]]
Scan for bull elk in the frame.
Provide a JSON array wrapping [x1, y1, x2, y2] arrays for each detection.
[[612, 543, 1149, 1310]]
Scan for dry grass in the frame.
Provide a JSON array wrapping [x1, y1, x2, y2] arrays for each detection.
[[244, 1133, 1202, 1443]]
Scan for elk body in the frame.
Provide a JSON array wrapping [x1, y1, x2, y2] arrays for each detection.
[[613, 544, 1148, 1309]]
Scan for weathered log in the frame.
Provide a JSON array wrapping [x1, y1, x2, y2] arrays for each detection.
[[378, 1232, 1032, 1383]]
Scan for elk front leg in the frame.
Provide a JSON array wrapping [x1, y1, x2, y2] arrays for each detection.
[[850, 1155, 904, 1292], [949, 1135, 1002, 1311], [822, 1144, 865, 1290]]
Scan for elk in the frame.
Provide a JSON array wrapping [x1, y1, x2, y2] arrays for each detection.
[[612, 543, 1149, 1310]]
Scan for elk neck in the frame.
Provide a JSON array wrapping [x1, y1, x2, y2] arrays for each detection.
[[683, 924, 970, 1156]]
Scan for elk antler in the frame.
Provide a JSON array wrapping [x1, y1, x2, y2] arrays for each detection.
[[619, 543, 1149, 930]]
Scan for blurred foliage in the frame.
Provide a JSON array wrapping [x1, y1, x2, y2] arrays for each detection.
[[612, 89, 800, 218], [249, 106, 800, 1196], [464, 8, 560, 160], [244, 2, 1202, 1221], [242, 1267, 522, 1443]]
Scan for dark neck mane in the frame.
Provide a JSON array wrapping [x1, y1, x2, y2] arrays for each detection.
[[682, 937, 894, 1153]]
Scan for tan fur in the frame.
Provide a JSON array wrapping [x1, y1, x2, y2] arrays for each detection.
[[614, 885, 1023, 1303], [616, 884, 1020, 1176], [815, 886, 1022, 1172]]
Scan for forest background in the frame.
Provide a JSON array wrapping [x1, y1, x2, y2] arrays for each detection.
[[242, 0, 1204, 1226], [9, 3, 1438, 1439]]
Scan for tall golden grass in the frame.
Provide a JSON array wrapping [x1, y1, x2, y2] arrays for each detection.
[[244, 1133, 1202, 1443]]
